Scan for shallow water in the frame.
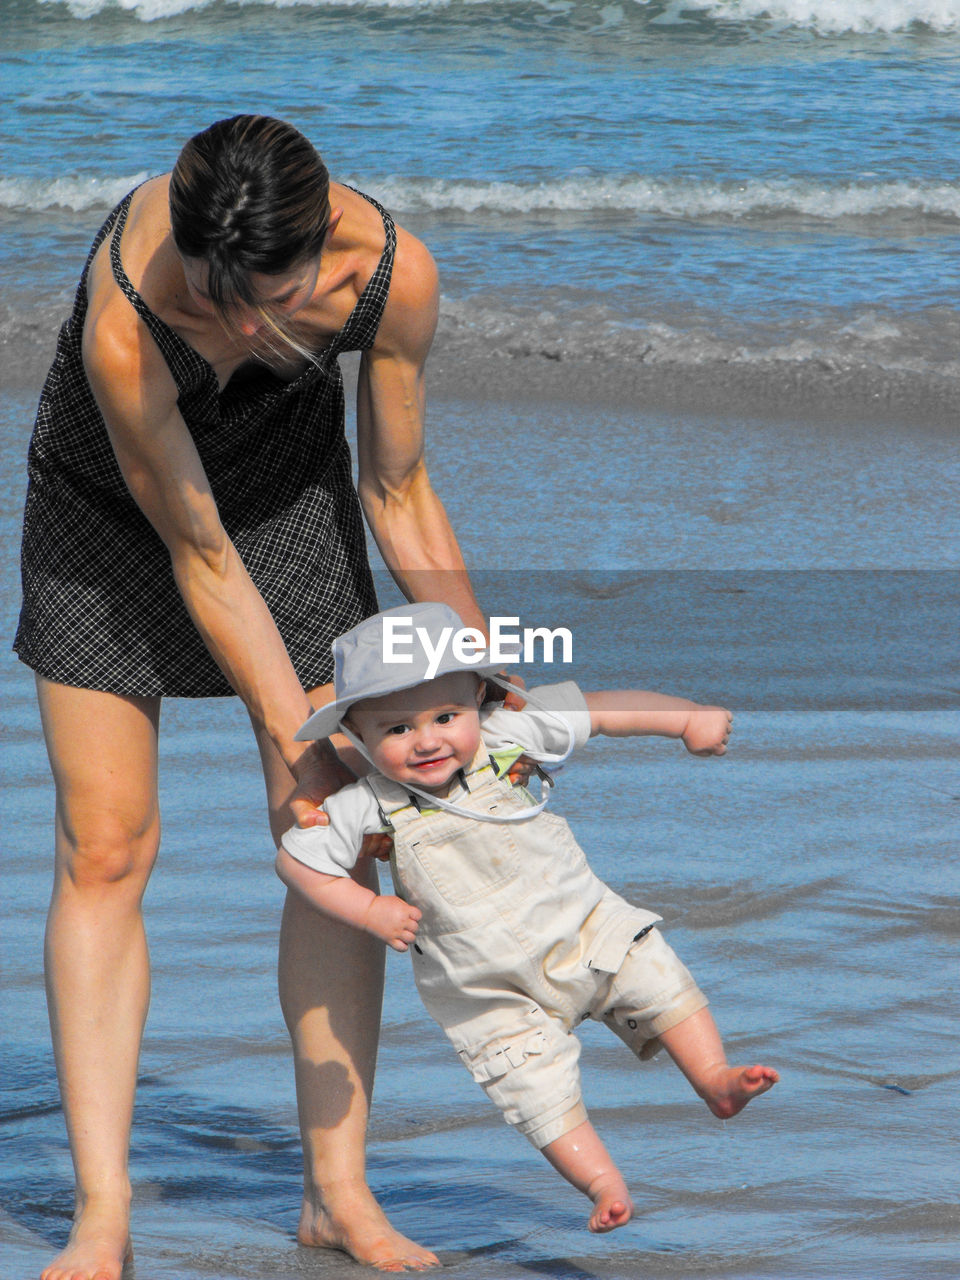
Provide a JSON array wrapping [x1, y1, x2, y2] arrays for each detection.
[[3, 383, 958, 1277], [6, 0, 960, 405]]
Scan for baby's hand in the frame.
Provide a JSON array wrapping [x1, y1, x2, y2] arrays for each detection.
[[682, 705, 733, 756], [364, 895, 422, 952]]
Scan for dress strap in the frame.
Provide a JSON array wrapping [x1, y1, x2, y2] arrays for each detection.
[[102, 183, 396, 391], [326, 191, 397, 358], [79, 194, 131, 288], [107, 194, 211, 390]]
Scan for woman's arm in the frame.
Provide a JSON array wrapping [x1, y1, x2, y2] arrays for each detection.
[[275, 847, 421, 950], [83, 289, 320, 777], [355, 226, 487, 636], [584, 690, 733, 756]]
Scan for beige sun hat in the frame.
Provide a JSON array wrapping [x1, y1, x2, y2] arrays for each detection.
[[294, 602, 508, 742]]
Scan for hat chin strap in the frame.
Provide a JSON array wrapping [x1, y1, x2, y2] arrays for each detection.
[[339, 676, 574, 825]]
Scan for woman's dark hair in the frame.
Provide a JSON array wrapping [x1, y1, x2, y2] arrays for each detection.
[[169, 115, 330, 313]]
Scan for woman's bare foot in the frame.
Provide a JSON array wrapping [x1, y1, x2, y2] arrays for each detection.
[[587, 1174, 634, 1233], [298, 1178, 439, 1272], [41, 1200, 132, 1280], [702, 1063, 779, 1119]]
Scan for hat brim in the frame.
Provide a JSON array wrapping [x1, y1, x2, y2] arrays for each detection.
[[294, 661, 508, 741]]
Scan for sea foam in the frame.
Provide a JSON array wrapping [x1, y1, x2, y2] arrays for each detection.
[[654, 0, 960, 35], [29, 0, 960, 29], [0, 173, 151, 214], [7, 171, 960, 227], [337, 175, 960, 226]]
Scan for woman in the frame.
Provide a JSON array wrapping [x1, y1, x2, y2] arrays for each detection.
[[16, 114, 484, 1278]]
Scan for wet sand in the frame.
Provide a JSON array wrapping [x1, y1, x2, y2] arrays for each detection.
[[2, 372, 958, 1280], [425, 343, 960, 431]]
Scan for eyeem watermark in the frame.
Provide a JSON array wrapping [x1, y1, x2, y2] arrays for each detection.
[[384, 615, 573, 679]]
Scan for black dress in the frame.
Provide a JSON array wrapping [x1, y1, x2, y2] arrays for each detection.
[[14, 188, 390, 697]]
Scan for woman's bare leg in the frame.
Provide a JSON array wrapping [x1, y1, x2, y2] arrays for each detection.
[[252, 704, 438, 1272], [36, 677, 162, 1280]]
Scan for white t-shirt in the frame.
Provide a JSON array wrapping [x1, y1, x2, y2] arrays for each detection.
[[281, 681, 591, 878]]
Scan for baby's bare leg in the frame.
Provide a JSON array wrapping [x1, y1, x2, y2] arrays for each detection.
[[542, 1119, 633, 1233], [658, 1008, 779, 1119]]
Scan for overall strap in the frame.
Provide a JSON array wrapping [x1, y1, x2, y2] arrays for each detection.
[[381, 678, 576, 823], [364, 770, 419, 824], [351, 707, 567, 827], [361, 740, 498, 834], [359, 774, 412, 900]]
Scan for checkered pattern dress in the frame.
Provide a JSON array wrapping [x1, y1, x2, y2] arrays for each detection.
[[14, 189, 390, 697]]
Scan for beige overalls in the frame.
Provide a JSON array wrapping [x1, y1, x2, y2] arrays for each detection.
[[365, 743, 708, 1150]]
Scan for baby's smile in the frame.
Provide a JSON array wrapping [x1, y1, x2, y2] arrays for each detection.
[[346, 671, 486, 796]]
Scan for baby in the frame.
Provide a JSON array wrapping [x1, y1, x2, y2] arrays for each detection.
[[277, 603, 778, 1233]]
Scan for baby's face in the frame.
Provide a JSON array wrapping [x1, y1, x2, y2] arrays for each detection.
[[347, 672, 485, 796]]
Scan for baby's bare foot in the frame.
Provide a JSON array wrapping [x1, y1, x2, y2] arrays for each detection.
[[41, 1203, 132, 1280], [298, 1179, 438, 1272], [704, 1063, 779, 1119], [587, 1176, 634, 1234]]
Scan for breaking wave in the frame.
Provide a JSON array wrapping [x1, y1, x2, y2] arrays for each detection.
[[6, 172, 960, 230], [19, 0, 960, 31]]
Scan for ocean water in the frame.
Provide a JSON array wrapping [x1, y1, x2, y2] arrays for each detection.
[[6, 0, 960, 403], [2, 2, 960, 1279]]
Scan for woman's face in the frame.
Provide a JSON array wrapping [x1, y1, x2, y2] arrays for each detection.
[[180, 256, 321, 338]]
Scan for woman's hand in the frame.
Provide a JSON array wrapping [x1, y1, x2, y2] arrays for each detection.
[[482, 671, 526, 710], [288, 739, 357, 828], [481, 673, 536, 784], [289, 739, 395, 861]]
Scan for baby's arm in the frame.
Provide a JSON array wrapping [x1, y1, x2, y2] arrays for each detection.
[[275, 846, 421, 951], [584, 691, 732, 756]]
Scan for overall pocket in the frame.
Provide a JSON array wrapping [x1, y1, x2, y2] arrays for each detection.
[[408, 816, 522, 907], [582, 903, 663, 974]]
